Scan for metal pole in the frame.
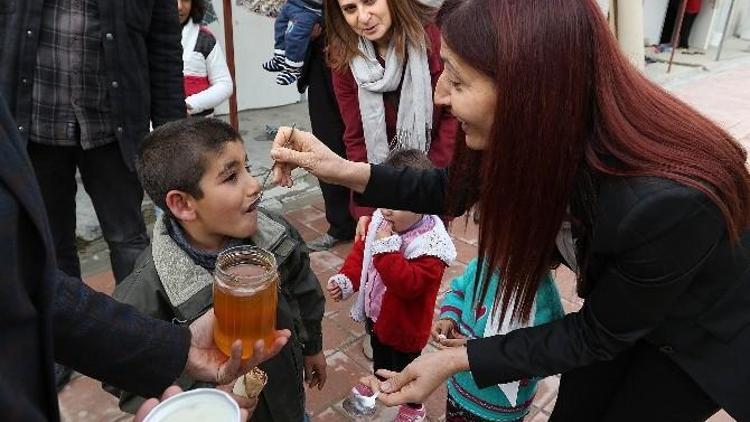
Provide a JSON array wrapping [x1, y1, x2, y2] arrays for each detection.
[[668, 0, 689, 73], [716, 0, 737, 61], [222, 0, 239, 131]]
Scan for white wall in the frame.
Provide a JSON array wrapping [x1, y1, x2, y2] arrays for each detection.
[[207, 0, 301, 113]]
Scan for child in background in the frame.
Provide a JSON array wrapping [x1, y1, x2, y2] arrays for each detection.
[[433, 259, 564, 421], [327, 149, 457, 422], [177, 0, 233, 115], [262, 0, 322, 85], [107, 118, 326, 422]]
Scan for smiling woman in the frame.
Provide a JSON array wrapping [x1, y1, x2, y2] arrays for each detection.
[[270, 0, 750, 419], [322, 0, 458, 219]]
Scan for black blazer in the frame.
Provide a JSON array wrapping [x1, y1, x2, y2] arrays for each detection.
[[357, 164, 750, 421], [0, 95, 190, 421]]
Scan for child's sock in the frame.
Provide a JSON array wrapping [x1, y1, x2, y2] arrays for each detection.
[[262, 50, 286, 72], [275, 58, 303, 85]]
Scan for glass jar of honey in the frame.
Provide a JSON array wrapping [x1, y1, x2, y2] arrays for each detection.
[[213, 246, 278, 359]]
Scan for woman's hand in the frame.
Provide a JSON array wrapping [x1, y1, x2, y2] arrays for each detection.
[[368, 347, 470, 406], [270, 127, 371, 192], [184, 309, 291, 385], [431, 319, 467, 349], [134, 385, 184, 422]]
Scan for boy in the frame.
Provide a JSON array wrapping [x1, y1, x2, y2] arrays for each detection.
[[107, 117, 326, 421], [327, 150, 457, 422], [262, 0, 322, 85]]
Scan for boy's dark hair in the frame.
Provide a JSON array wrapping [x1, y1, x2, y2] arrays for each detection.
[[136, 117, 241, 214], [189, 0, 207, 23], [383, 148, 434, 170]]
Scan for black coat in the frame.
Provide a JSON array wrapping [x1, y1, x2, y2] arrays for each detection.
[[0, 0, 185, 169], [357, 164, 750, 421], [0, 94, 190, 421]]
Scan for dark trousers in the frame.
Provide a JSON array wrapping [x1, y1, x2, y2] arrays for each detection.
[[367, 320, 420, 377], [28, 142, 149, 283], [274, 0, 321, 63], [306, 40, 355, 240], [660, 0, 699, 48], [550, 341, 719, 421]]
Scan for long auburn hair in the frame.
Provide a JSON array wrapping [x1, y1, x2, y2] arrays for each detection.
[[441, 0, 750, 323], [324, 0, 436, 72]]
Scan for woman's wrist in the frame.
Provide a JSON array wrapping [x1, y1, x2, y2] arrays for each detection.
[[445, 344, 471, 373], [337, 160, 371, 193]]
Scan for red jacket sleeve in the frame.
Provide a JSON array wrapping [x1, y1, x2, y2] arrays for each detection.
[[372, 253, 447, 299], [337, 237, 367, 292], [425, 24, 458, 168], [332, 69, 368, 163]]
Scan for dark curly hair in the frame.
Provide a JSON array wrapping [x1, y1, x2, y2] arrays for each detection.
[[188, 0, 207, 24]]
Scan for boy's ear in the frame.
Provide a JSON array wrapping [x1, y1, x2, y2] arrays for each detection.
[[165, 190, 197, 221]]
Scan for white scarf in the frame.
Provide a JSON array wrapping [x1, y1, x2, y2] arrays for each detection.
[[350, 210, 456, 322], [349, 36, 433, 164]]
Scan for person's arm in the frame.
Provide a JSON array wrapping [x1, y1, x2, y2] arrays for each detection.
[[372, 250, 446, 299], [53, 271, 190, 399], [332, 69, 368, 163], [148, 0, 186, 126], [466, 186, 725, 386], [186, 36, 234, 114], [355, 165, 449, 214]]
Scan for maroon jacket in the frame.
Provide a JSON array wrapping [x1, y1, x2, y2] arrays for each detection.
[[332, 24, 458, 218]]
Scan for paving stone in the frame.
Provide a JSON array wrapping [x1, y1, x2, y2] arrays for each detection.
[[322, 316, 357, 356], [452, 238, 478, 266], [306, 351, 371, 416], [57, 374, 128, 422], [309, 251, 345, 274]]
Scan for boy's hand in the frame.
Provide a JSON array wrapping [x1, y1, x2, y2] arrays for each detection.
[[326, 281, 343, 301], [376, 221, 393, 240], [355, 216, 370, 242], [303, 352, 328, 390], [432, 319, 467, 349]]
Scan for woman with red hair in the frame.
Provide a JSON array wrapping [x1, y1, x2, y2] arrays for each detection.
[[271, 0, 750, 419]]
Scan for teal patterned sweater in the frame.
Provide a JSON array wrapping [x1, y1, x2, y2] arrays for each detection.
[[439, 259, 565, 421]]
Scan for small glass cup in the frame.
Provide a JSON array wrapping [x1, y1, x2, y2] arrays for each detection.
[[342, 383, 379, 417], [213, 246, 278, 359]]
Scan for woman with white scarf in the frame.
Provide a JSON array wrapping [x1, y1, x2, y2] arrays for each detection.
[[324, 0, 458, 219]]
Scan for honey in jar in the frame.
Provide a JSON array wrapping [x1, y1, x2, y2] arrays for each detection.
[[213, 246, 278, 359]]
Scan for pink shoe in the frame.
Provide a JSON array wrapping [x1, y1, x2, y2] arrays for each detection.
[[394, 404, 426, 422]]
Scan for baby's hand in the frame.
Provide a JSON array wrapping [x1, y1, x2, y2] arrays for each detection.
[[375, 221, 393, 240], [326, 281, 343, 302], [431, 319, 466, 349], [354, 216, 370, 242]]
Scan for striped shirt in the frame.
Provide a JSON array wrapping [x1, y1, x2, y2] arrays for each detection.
[[30, 0, 115, 149]]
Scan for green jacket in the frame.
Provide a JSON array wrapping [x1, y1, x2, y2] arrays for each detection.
[[106, 210, 325, 421]]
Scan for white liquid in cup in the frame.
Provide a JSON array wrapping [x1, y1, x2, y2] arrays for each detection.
[[143, 388, 240, 422]]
